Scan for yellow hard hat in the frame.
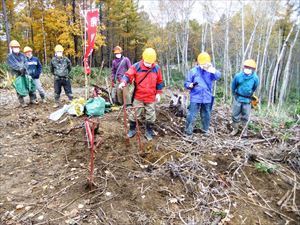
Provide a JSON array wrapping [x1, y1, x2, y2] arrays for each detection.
[[142, 48, 157, 64], [243, 59, 256, 69], [113, 46, 123, 54], [23, 46, 33, 53], [10, 40, 20, 48], [54, 44, 64, 52], [197, 52, 211, 65]]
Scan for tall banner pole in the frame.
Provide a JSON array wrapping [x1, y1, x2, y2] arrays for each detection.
[[84, 10, 88, 100], [82, 8, 99, 100]]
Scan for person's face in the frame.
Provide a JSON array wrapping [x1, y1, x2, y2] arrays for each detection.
[[56, 51, 63, 57], [12, 47, 20, 54], [25, 52, 33, 58], [115, 53, 122, 58], [200, 63, 211, 70], [243, 67, 253, 75], [144, 61, 152, 68]]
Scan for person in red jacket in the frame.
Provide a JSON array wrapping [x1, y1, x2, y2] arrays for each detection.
[[119, 48, 164, 141]]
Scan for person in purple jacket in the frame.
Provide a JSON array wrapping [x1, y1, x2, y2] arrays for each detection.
[[111, 46, 132, 105], [184, 52, 221, 136]]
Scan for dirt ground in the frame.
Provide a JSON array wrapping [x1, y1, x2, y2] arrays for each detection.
[[0, 88, 299, 225]]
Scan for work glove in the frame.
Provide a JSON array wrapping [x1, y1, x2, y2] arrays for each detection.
[[155, 94, 161, 103], [118, 82, 126, 89], [207, 65, 216, 74], [111, 81, 115, 88]]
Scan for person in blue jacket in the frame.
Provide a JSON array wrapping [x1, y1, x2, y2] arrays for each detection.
[[184, 52, 221, 136], [231, 59, 259, 137], [24, 46, 46, 103], [7, 40, 37, 107]]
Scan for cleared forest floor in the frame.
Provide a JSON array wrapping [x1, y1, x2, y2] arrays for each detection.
[[0, 88, 299, 225]]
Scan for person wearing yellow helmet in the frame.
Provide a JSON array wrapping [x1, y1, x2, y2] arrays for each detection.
[[184, 52, 221, 136], [7, 40, 37, 107], [118, 48, 164, 141], [231, 59, 259, 137], [111, 46, 132, 105], [50, 44, 73, 108], [24, 46, 46, 103]]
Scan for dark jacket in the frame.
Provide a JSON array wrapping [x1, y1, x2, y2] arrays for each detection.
[[7, 52, 27, 77], [111, 56, 131, 82], [50, 56, 72, 78], [26, 56, 42, 79]]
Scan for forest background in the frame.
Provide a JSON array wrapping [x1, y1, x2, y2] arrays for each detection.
[[0, 0, 299, 116]]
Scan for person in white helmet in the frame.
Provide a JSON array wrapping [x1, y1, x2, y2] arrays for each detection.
[[50, 45, 72, 108]]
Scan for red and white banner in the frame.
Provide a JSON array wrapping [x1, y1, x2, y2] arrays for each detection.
[[84, 9, 99, 74]]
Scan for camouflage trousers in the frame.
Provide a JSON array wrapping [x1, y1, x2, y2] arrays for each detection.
[[128, 99, 156, 123]]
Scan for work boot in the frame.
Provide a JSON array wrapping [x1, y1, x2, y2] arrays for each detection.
[[184, 121, 193, 136], [127, 121, 137, 138], [145, 122, 154, 141], [230, 122, 239, 136], [41, 95, 47, 103], [202, 131, 209, 137], [53, 98, 60, 108], [18, 98, 28, 108], [241, 122, 248, 137], [30, 100, 39, 105]]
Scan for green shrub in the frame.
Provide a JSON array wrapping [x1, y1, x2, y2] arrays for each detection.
[[255, 104, 297, 129], [211, 210, 227, 219], [0, 63, 9, 72], [255, 162, 276, 173], [248, 122, 262, 133]]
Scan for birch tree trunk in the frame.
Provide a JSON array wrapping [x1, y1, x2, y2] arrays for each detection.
[[223, 1, 230, 101], [2, 0, 11, 53], [268, 24, 294, 107], [172, 0, 195, 75], [247, 28, 258, 59], [176, 34, 181, 72], [256, 34, 262, 76], [210, 23, 217, 95], [277, 28, 299, 110], [201, 23, 208, 52], [258, 19, 274, 95], [241, 1, 245, 59], [210, 24, 215, 66], [265, 57, 275, 97], [242, 21, 258, 67]]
